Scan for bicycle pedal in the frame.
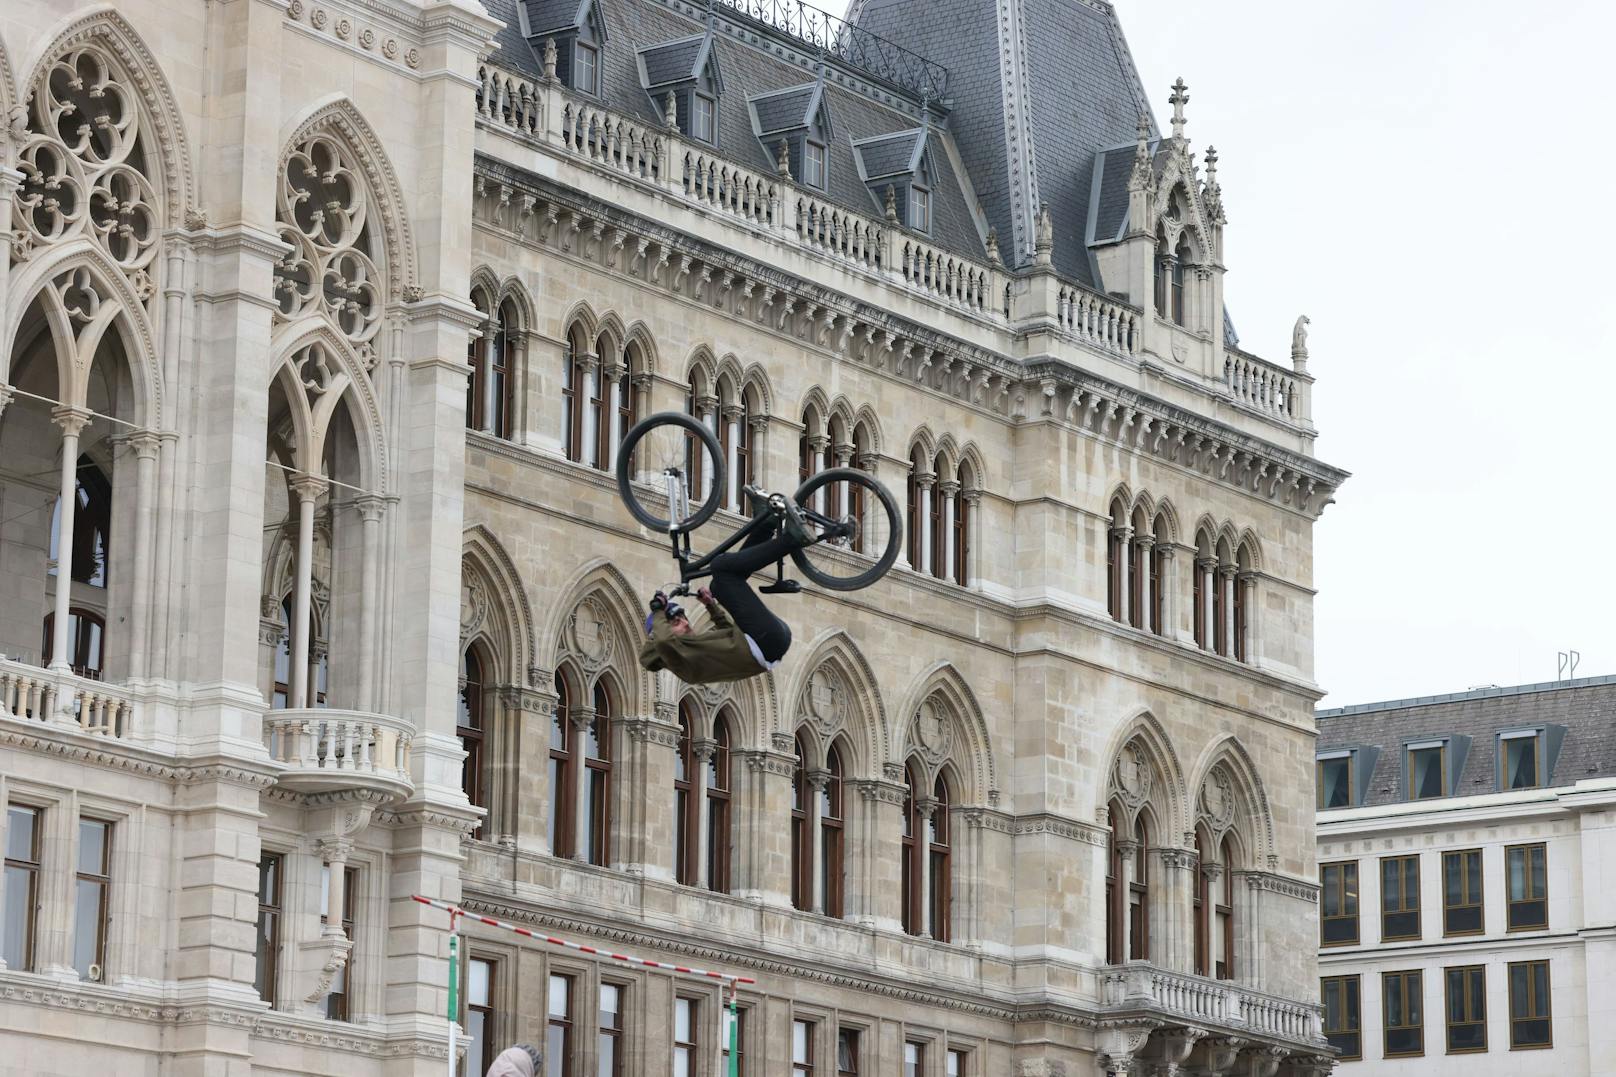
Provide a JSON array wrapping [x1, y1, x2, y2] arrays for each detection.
[[760, 579, 802, 595]]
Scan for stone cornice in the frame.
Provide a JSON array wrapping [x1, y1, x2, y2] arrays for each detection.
[[1011, 811, 1110, 847], [1241, 871, 1318, 903]]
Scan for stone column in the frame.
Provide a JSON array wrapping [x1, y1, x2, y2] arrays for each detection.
[[961, 489, 983, 589], [1115, 839, 1139, 959], [354, 495, 386, 711], [580, 353, 601, 468], [616, 706, 680, 879], [123, 431, 161, 680], [1218, 566, 1237, 656], [1110, 524, 1133, 624], [808, 434, 829, 512], [939, 480, 960, 581], [917, 475, 935, 575], [747, 414, 770, 490], [1134, 535, 1154, 631], [1156, 545, 1177, 639], [604, 358, 625, 469], [722, 406, 743, 510], [0, 168, 20, 351], [46, 407, 92, 673], [1237, 570, 1259, 664], [1196, 557, 1217, 648], [1201, 861, 1225, 976], [695, 394, 720, 501], [916, 797, 938, 938], [1157, 846, 1195, 971], [805, 767, 829, 913], [691, 738, 717, 888], [569, 705, 596, 862], [286, 475, 327, 708]]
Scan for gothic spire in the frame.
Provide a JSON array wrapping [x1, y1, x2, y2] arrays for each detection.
[[1168, 77, 1190, 141]]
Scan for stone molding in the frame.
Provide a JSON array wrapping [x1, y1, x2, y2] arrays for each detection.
[[1241, 871, 1318, 903]]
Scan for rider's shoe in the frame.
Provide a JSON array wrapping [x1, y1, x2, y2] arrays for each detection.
[[760, 578, 802, 595], [778, 497, 814, 547], [742, 485, 772, 517]]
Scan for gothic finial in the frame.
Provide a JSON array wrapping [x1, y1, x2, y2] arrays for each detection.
[[775, 139, 791, 176], [884, 184, 898, 223], [985, 226, 1001, 265], [1203, 145, 1225, 223], [664, 90, 678, 129], [1168, 76, 1190, 140], [1291, 315, 1310, 371], [543, 38, 558, 81], [1034, 202, 1053, 265]]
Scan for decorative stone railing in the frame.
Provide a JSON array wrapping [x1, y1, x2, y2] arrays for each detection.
[[1056, 283, 1141, 357], [1224, 349, 1307, 422], [1100, 963, 1325, 1045], [475, 63, 1004, 322], [0, 658, 139, 740], [263, 708, 414, 799]]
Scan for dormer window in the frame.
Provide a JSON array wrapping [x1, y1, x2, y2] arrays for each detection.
[[1499, 730, 1542, 790], [804, 141, 826, 189], [637, 33, 723, 147], [1317, 751, 1354, 809], [523, 0, 608, 97], [852, 128, 937, 234], [749, 81, 835, 187], [1407, 741, 1446, 800], [910, 183, 930, 231], [575, 42, 598, 95]]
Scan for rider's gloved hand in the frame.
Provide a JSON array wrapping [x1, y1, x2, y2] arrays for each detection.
[[696, 587, 714, 606], [649, 590, 668, 612]]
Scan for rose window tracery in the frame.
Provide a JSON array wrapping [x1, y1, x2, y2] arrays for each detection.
[[275, 136, 384, 363], [12, 47, 163, 300]]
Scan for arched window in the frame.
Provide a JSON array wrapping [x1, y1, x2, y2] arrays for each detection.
[[685, 374, 708, 499], [1171, 239, 1189, 326], [929, 774, 951, 942], [929, 453, 947, 581], [708, 714, 732, 893], [49, 460, 111, 588], [675, 703, 696, 886], [1128, 505, 1148, 628], [1193, 831, 1210, 976], [549, 673, 575, 857], [1217, 836, 1236, 979], [952, 463, 972, 586], [458, 647, 488, 837], [589, 333, 612, 470], [848, 422, 873, 554], [1129, 817, 1150, 960], [584, 682, 614, 866], [40, 608, 106, 681], [270, 597, 327, 708], [906, 447, 929, 571], [491, 300, 515, 439], [1193, 529, 1215, 650], [1234, 541, 1256, 664], [1150, 513, 1170, 635], [562, 324, 589, 462], [790, 733, 811, 911], [1106, 815, 1123, 964], [902, 764, 920, 934], [614, 342, 641, 470], [1107, 498, 1128, 621], [820, 743, 844, 918]]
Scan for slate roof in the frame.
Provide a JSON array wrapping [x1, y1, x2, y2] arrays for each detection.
[[484, 0, 986, 259], [750, 85, 819, 135], [640, 35, 706, 87], [527, 0, 595, 36], [1316, 675, 1616, 809], [853, 130, 922, 180]]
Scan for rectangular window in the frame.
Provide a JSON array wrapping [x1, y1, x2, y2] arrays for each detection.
[[1508, 960, 1551, 1049], [1322, 975, 1361, 1060], [255, 854, 282, 1003], [946, 1049, 967, 1077], [721, 1005, 746, 1077], [805, 142, 826, 189], [466, 957, 496, 1077], [1506, 843, 1548, 931], [321, 864, 358, 1021], [598, 982, 623, 1077], [1445, 965, 1486, 1053], [1383, 969, 1424, 1058], [1408, 742, 1447, 800], [904, 1042, 924, 1077], [836, 1027, 860, 1076], [1443, 849, 1484, 935], [1317, 753, 1353, 809], [693, 94, 715, 143], [792, 1019, 815, 1077], [3, 806, 41, 971], [1380, 854, 1421, 941], [674, 997, 697, 1077], [1499, 732, 1541, 789], [1320, 861, 1359, 946], [910, 186, 930, 232], [575, 43, 598, 95], [547, 973, 574, 1077], [73, 818, 112, 980]]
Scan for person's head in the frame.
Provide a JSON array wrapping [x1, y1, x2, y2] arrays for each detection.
[[669, 612, 693, 636], [486, 1044, 542, 1077]]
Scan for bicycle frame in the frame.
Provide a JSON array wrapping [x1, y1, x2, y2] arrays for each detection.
[[659, 468, 842, 588]]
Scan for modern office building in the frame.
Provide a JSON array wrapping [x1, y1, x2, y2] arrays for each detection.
[[1315, 675, 1616, 1075], [0, 0, 1345, 1073]]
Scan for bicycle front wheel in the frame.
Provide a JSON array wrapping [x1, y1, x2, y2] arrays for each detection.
[[616, 411, 726, 534], [788, 467, 902, 591]]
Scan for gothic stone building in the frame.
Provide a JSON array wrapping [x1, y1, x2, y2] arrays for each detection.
[[0, 0, 1346, 1074]]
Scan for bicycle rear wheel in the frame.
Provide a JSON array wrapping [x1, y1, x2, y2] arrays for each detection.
[[788, 467, 902, 591], [616, 411, 726, 534]]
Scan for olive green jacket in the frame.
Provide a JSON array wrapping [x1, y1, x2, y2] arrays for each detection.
[[637, 600, 764, 684]]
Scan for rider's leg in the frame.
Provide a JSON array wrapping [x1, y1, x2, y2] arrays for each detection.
[[710, 569, 792, 663]]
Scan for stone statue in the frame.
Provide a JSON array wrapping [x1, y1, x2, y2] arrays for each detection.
[[1291, 315, 1310, 357], [1034, 203, 1053, 265]]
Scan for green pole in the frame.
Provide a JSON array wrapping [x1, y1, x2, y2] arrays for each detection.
[[448, 930, 459, 1077], [727, 993, 739, 1077]]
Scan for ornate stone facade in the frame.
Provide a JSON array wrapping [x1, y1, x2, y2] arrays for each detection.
[[0, 1, 1341, 1074]]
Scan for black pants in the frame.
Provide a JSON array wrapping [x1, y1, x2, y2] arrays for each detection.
[[709, 520, 794, 664]]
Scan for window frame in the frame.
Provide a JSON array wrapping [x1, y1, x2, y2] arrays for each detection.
[[835, 1026, 861, 1077], [909, 183, 930, 232], [255, 852, 283, 1004], [4, 805, 43, 972], [1316, 751, 1354, 810], [692, 92, 716, 144], [1382, 969, 1425, 1059], [1505, 842, 1548, 932], [548, 971, 575, 1076], [903, 1041, 926, 1077], [720, 1003, 747, 1077], [1507, 959, 1552, 1050], [1379, 853, 1421, 942], [1442, 848, 1484, 937], [792, 1017, 816, 1077], [1407, 740, 1448, 800], [1319, 860, 1360, 947], [945, 1048, 968, 1077], [597, 980, 625, 1077], [674, 995, 698, 1077], [1321, 974, 1362, 1061], [1444, 964, 1487, 1055], [73, 817, 113, 981], [466, 955, 498, 1077], [321, 864, 359, 1021], [458, 646, 488, 838], [1498, 729, 1543, 790], [574, 41, 599, 96], [804, 140, 826, 189], [550, 674, 577, 858], [584, 684, 613, 867]]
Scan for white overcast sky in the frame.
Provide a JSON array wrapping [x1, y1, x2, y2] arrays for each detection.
[[818, 0, 1616, 705]]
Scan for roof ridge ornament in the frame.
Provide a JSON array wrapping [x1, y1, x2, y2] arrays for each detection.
[[1128, 113, 1153, 193], [1168, 76, 1190, 141], [1203, 144, 1225, 224]]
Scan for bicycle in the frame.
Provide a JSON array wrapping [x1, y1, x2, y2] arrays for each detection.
[[615, 411, 903, 593]]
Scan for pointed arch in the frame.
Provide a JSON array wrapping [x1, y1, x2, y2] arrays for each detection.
[[0, 38, 16, 124], [558, 298, 600, 342], [779, 628, 888, 778], [796, 385, 830, 431], [595, 311, 626, 355], [468, 265, 502, 303], [739, 362, 774, 415], [851, 404, 883, 455], [1235, 529, 1263, 572], [23, 5, 195, 220], [1151, 498, 1180, 543], [956, 442, 986, 486], [494, 275, 535, 332], [714, 353, 745, 397], [892, 663, 998, 805], [1107, 483, 1135, 520], [906, 424, 938, 461], [461, 525, 537, 688], [1187, 734, 1275, 866], [621, 321, 659, 376], [684, 344, 718, 393], [278, 95, 416, 299], [1100, 707, 1188, 837], [268, 315, 389, 493], [540, 558, 649, 715]]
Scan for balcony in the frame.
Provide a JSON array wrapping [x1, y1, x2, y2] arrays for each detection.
[[0, 657, 141, 739], [263, 709, 414, 800], [1100, 962, 1325, 1047]]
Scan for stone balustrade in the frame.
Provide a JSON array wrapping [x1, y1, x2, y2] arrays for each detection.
[[896, 233, 994, 314], [1101, 962, 1325, 1046], [794, 192, 885, 270], [0, 657, 138, 739], [1224, 348, 1308, 422], [1056, 283, 1141, 357], [684, 151, 778, 226], [263, 708, 415, 799]]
